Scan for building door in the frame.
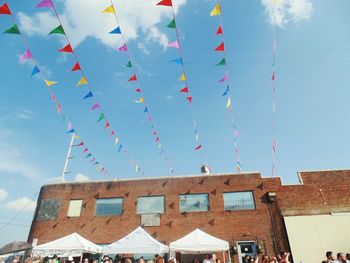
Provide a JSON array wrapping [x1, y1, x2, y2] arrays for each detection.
[[237, 241, 257, 263]]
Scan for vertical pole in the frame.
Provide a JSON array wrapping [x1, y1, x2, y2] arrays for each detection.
[[61, 132, 75, 182]]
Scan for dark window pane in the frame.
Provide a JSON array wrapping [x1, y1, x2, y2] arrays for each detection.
[[96, 198, 123, 216]]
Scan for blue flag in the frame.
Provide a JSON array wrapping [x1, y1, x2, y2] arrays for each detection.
[[31, 65, 40, 76], [222, 85, 229, 96], [83, 91, 93, 100], [170, 58, 183, 65], [109, 27, 121, 34]]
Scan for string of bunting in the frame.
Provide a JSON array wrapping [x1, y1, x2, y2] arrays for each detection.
[[210, 1, 242, 172], [156, 0, 209, 167], [34, 0, 144, 175], [101, 0, 174, 175], [271, 28, 277, 177], [0, 2, 110, 177]]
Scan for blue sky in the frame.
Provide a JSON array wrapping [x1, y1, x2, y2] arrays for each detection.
[[1, 0, 350, 246]]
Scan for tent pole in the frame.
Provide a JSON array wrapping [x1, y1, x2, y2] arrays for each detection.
[[228, 249, 231, 263]]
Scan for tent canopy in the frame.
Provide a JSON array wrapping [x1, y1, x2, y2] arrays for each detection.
[[169, 229, 229, 253], [32, 233, 102, 256], [104, 226, 169, 254]]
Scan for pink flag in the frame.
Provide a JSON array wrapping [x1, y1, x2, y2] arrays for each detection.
[[110, 130, 115, 137], [91, 102, 99, 110], [83, 148, 88, 153], [118, 44, 128, 52], [167, 40, 180, 49], [36, 0, 53, 8], [20, 49, 32, 61], [218, 73, 227, 82], [56, 102, 61, 113]]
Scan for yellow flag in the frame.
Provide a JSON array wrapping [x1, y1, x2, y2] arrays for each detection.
[[74, 135, 81, 139], [76, 76, 88, 86], [210, 3, 221, 16], [226, 97, 231, 109], [44, 79, 57, 86], [179, 73, 186, 81], [102, 5, 115, 14], [139, 97, 145, 103]]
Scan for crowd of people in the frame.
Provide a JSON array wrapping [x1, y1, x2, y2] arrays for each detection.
[[323, 251, 350, 263]]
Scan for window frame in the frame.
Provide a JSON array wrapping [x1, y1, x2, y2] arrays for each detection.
[[136, 195, 166, 215], [95, 197, 124, 216], [222, 191, 256, 211], [179, 193, 210, 213]]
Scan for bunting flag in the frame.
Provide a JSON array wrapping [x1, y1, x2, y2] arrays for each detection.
[[83, 148, 88, 153], [82, 91, 93, 100], [186, 96, 192, 103], [126, 61, 132, 67], [35, 0, 53, 8], [20, 49, 32, 61], [218, 73, 227, 82], [114, 137, 119, 145], [118, 144, 123, 152], [44, 79, 57, 86], [194, 145, 202, 150], [118, 44, 128, 52], [144, 107, 148, 113], [226, 97, 231, 109], [170, 58, 182, 65], [168, 40, 180, 49], [109, 27, 121, 34], [210, 3, 221, 16], [58, 43, 73, 53], [104, 121, 110, 129], [97, 113, 105, 122], [91, 102, 99, 110], [180, 87, 189, 93], [56, 102, 61, 113], [135, 97, 145, 103], [156, 0, 173, 6], [128, 73, 137, 81], [102, 5, 115, 14], [31, 65, 40, 76], [85, 153, 92, 158], [66, 128, 75, 134], [0, 3, 11, 15], [215, 58, 226, 66], [49, 25, 65, 35], [76, 76, 88, 86], [216, 25, 223, 35], [4, 25, 20, 34], [178, 73, 186, 81], [71, 62, 81, 71], [110, 130, 115, 137], [222, 86, 229, 96], [271, 72, 275, 80], [214, 42, 225, 51], [167, 19, 176, 28], [135, 88, 141, 92]]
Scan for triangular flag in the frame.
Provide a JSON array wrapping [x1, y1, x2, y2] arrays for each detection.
[[71, 62, 81, 71], [179, 73, 186, 81], [49, 25, 65, 35], [83, 148, 88, 153], [35, 0, 53, 8], [153, 130, 157, 135], [218, 73, 227, 82], [97, 113, 105, 122], [110, 130, 115, 137], [216, 25, 223, 35], [90, 158, 96, 163], [0, 3, 11, 15], [91, 102, 99, 110], [92, 161, 99, 165], [31, 65, 40, 76], [180, 87, 189, 93], [82, 91, 93, 100], [20, 49, 32, 61], [85, 153, 92, 158], [118, 44, 128, 52], [128, 73, 137, 82], [66, 129, 75, 134], [215, 42, 224, 51], [210, 3, 221, 16], [187, 96, 192, 103], [56, 102, 61, 113], [226, 97, 231, 109], [271, 72, 275, 80], [222, 85, 229, 96], [114, 137, 119, 145], [109, 27, 121, 34], [166, 19, 176, 28], [156, 0, 172, 6], [118, 144, 123, 152], [135, 97, 145, 103], [135, 88, 141, 92], [194, 145, 202, 150], [77, 142, 84, 147], [215, 58, 226, 66], [170, 58, 182, 65], [104, 120, 110, 129], [156, 137, 159, 142], [4, 25, 20, 34], [126, 61, 132, 67], [168, 40, 179, 49], [76, 76, 88, 86], [67, 122, 73, 131], [51, 94, 56, 101], [144, 107, 148, 113], [102, 5, 115, 14], [58, 43, 73, 53], [44, 79, 57, 86]]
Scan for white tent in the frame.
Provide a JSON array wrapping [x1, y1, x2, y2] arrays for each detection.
[[169, 229, 230, 254], [104, 226, 169, 254], [32, 233, 103, 257]]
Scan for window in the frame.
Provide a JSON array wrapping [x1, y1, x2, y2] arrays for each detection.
[[179, 194, 209, 212], [137, 196, 165, 214], [95, 198, 123, 216], [67, 200, 83, 217], [223, 191, 255, 211], [36, 199, 60, 221]]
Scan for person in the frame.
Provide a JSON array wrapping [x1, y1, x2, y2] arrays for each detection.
[[203, 255, 210, 263], [156, 256, 164, 263], [102, 256, 110, 263], [335, 253, 346, 263], [209, 254, 216, 263], [193, 259, 200, 263], [82, 258, 89, 263], [326, 252, 335, 263], [346, 254, 350, 263], [137, 258, 144, 263]]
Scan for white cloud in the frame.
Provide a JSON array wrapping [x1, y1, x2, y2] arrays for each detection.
[[18, 0, 187, 50], [75, 173, 89, 182], [0, 189, 8, 201], [261, 0, 313, 28], [6, 197, 37, 211]]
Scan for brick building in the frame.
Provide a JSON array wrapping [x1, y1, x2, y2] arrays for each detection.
[[27, 170, 350, 263]]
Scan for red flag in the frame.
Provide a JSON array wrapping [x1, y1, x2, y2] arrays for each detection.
[[187, 96, 192, 103], [56, 102, 61, 113], [156, 0, 172, 6], [0, 3, 11, 15], [51, 94, 56, 101], [194, 145, 202, 150], [83, 148, 88, 153], [71, 62, 81, 71], [105, 121, 110, 129], [271, 72, 275, 80], [216, 25, 223, 35], [153, 130, 157, 135], [180, 87, 189, 93], [110, 130, 115, 137], [128, 73, 137, 81], [135, 88, 141, 92], [156, 137, 159, 142], [58, 44, 73, 53], [77, 142, 84, 147], [215, 42, 224, 51]]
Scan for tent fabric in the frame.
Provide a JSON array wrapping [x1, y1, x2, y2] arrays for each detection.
[[0, 241, 32, 255], [104, 226, 169, 254], [169, 229, 229, 253], [32, 233, 102, 256]]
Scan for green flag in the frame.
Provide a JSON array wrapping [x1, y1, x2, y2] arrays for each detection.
[[126, 61, 132, 68], [166, 19, 176, 28], [215, 58, 226, 66], [4, 25, 20, 34], [49, 25, 65, 35], [97, 113, 105, 122]]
